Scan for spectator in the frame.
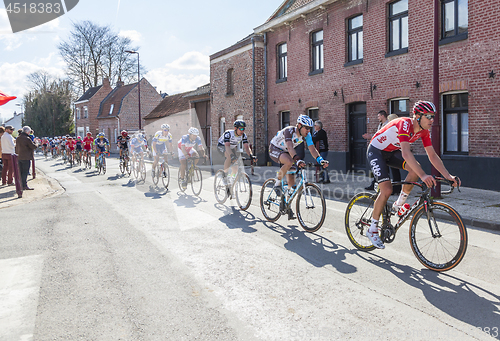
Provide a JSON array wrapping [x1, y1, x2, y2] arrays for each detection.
[[312, 120, 330, 183], [1, 125, 16, 186], [15, 126, 37, 190], [363, 110, 389, 191], [0, 126, 4, 173]]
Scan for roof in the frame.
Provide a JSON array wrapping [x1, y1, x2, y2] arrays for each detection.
[[268, 0, 315, 21], [97, 83, 137, 118], [144, 91, 191, 120], [183, 84, 210, 98], [210, 34, 264, 60], [76, 85, 102, 103]]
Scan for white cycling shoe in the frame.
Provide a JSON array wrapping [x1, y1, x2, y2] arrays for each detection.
[[366, 230, 385, 249]]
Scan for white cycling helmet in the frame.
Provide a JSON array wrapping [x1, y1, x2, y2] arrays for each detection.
[[161, 124, 170, 130], [188, 127, 199, 136], [297, 115, 314, 127]]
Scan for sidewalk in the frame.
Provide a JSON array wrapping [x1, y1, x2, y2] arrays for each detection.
[[0, 167, 64, 210]]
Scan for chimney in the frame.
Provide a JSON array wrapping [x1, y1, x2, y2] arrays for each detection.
[[103, 78, 110, 88], [116, 77, 124, 87]]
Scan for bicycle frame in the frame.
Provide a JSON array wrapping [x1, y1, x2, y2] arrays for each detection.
[[279, 167, 307, 212]]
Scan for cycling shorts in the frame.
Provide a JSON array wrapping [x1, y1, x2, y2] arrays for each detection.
[[217, 143, 240, 162], [153, 144, 166, 157], [269, 143, 304, 164], [367, 145, 406, 183], [178, 147, 197, 160]]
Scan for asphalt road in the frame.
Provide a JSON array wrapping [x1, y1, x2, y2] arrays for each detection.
[[1, 156, 499, 341]]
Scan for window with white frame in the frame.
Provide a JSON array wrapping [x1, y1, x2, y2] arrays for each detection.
[[109, 104, 114, 115], [277, 43, 287, 82], [389, 98, 410, 117], [443, 93, 468, 154], [76, 108, 81, 119], [83, 106, 88, 118], [280, 111, 290, 129], [347, 14, 363, 63], [220, 117, 226, 135], [311, 30, 324, 73]]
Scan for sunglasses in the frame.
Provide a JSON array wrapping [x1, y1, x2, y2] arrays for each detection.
[[301, 126, 312, 131], [238, 127, 245, 131], [423, 114, 435, 120]]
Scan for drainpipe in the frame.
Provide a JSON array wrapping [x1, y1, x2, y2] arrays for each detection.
[[264, 32, 269, 164], [116, 116, 120, 151], [252, 36, 256, 155], [431, 0, 441, 197]]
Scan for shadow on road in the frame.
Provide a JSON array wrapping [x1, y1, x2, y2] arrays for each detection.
[[173, 193, 205, 208], [359, 253, 500, 337], [144, 185, 168, 199], [217, 206, 258, 233]]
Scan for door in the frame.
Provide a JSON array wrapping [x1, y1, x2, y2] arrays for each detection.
[[194, 100, 211, 162], [349, 102, 367, 171]]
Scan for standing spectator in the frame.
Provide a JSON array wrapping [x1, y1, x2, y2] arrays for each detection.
[[15, 126, 37, 190], [312, 120, 330, 183], [0, 126, 4, 173], [1, 125, 16, 186], [363, 110, 389, 191]]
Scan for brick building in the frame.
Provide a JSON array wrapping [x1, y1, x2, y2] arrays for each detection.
[[210, 35, 266, 164], [97, 78, 162, 151], [74, 78, 113, 138], [212, 0, 498, 190]]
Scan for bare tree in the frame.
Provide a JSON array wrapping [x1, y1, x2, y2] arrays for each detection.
[[58, 21, 143, 93]]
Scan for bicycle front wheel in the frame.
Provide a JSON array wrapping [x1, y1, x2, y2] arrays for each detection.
[[409, 202, 467, 272], [102, 157, 106, 174], [235, 173, 252, 211], [152, 163, 159, 185], [133, 159, 139, 179], [119, 160, 125, 174], [296, 183, 326, 233], [140, 161, 146, 181], [259, 178, 282, 222], [345, 192, 378, 251], [126, 159, 131, 176], [161, 162, 170, 189], [191, 167, 203, 196], [213, 170, 228, 204]]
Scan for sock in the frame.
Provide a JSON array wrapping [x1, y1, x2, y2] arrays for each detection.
[[369, 219, 379, 233], [394, 191, 409, 207]]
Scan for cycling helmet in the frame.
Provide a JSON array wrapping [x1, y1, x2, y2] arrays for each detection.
[[121, 130, 128, 137], [413, 100, 436, 115], [68, 136, 73, 139], [161, 124, 170, 130], [234, 120, 246, 128], [188, 127, 199, 136], [87, 132, 92, 136], [297, 115, 314, 127], [77, 136, 82, 140], [97, 133, 104, 138]]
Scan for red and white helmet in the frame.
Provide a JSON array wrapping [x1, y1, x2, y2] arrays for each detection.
[[412, 100, 436, 115]]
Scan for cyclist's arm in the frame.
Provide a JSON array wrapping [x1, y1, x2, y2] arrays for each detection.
[[424, 146, 460, 186], [243, 142, 253, 158], [401, 142, 435, 187], [181, 145, 189, 158], [224, 142, 232, 158]]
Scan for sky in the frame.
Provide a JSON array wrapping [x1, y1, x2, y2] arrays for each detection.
[[0, 0, 281, 121]]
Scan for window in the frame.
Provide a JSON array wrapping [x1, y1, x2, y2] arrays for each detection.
[[389, 98, 410, 117], [227, 68, 234, 95], [311, 30, 324, 74], [277, 43, 287, 82], [443, 93, 468, 154], [280, 111, 290, 129], [83, 106, 88, 118], [76, 108, 81, 119], [307, 108, 319, 122], [347, 14, 363, 65], [86, 126, 90, 133], [109, 104, 114, 115], [441, 0, 468, 44], [388, 0, 408, 56], [220, 117, 226, 135]]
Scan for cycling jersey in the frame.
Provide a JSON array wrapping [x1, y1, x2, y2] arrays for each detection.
[[217, 130, 248, 149], [94, 138, 109, 152], [152, 131, 173, 147], [370, 117, 432, 152], [178, 134, 202, 152], [66, 140, 76, 151], [270, 126, 313, 151], [83, 137, 94, 150], [75, 141, 83, 150], [117, 135, 130, 149]]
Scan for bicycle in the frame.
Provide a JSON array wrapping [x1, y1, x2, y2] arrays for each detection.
[[132, 152, 146, 182], [152, 152, 172, 189], [214, 156, 254, 210], [260, 164, 326, 232], [75, 150, 82, 167], [68, 150, 74, 168], [344, 177, 467, 272], [178, 156, 203, 196], [84, 150, 92, 169], [119, 150, 132, 176], [96, 151, 109, 175]]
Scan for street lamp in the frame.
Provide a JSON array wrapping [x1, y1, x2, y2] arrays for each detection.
[[125, 50, 141, 130]]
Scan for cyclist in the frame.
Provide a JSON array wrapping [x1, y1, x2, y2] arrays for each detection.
[[217, 120, 256, 184], [178, 127, 205, 190], [94, 133, 109, 168], [41, 137, 49, 155], [60, 136, 67, 158], [117, 130, 131, 160], [83, 132, 94, 162], [365, 100, 460, 249], [66, 136, 76, 163], [75, 136, 83, 161], [152, 124, 174, 175], [269, 115, 328, 197], [130, 132, 148, 169]]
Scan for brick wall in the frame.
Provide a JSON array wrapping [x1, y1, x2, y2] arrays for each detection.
[[263, 0, 500, 159], [75, 79, 112, 138], [210, 36, 266, 164]]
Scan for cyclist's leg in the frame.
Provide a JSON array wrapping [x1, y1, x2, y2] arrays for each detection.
[[387, 151, 416, 208], [269, 144, 291, 182]]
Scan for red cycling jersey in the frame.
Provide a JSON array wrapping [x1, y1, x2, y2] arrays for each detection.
[[66, 140, 76, 151], [370, 117, 432, 152], [83, 136, 94, 150]]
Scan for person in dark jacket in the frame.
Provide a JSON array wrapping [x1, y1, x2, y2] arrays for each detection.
[[15, 126, 37, 190], [312, 120, 330, 183]]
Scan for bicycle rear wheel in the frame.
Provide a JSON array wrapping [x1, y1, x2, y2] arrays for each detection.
[[296, 183, 326, 232], [178, 171, 186, 192], [126, 159, 131, 176], [409, 202, 467, 271], [161, 162, 170, 189], [235, 173, 252, 211], [97, 158, 102, 175], [345, 192, 378, 251], [140, 160, 146, 181], [259, 178, 282, 222], [213, 170, 228, 204], [152, 163, 159, 185], [191, 167, 203, 196], [119, 159, 125, 174]]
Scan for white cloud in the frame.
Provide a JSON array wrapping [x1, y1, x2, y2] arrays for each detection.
[[164, 51, 209, 71], [119, 29, 142, 43]]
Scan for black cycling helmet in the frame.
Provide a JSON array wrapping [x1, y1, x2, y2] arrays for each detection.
[[234, 120, 246, 128]]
